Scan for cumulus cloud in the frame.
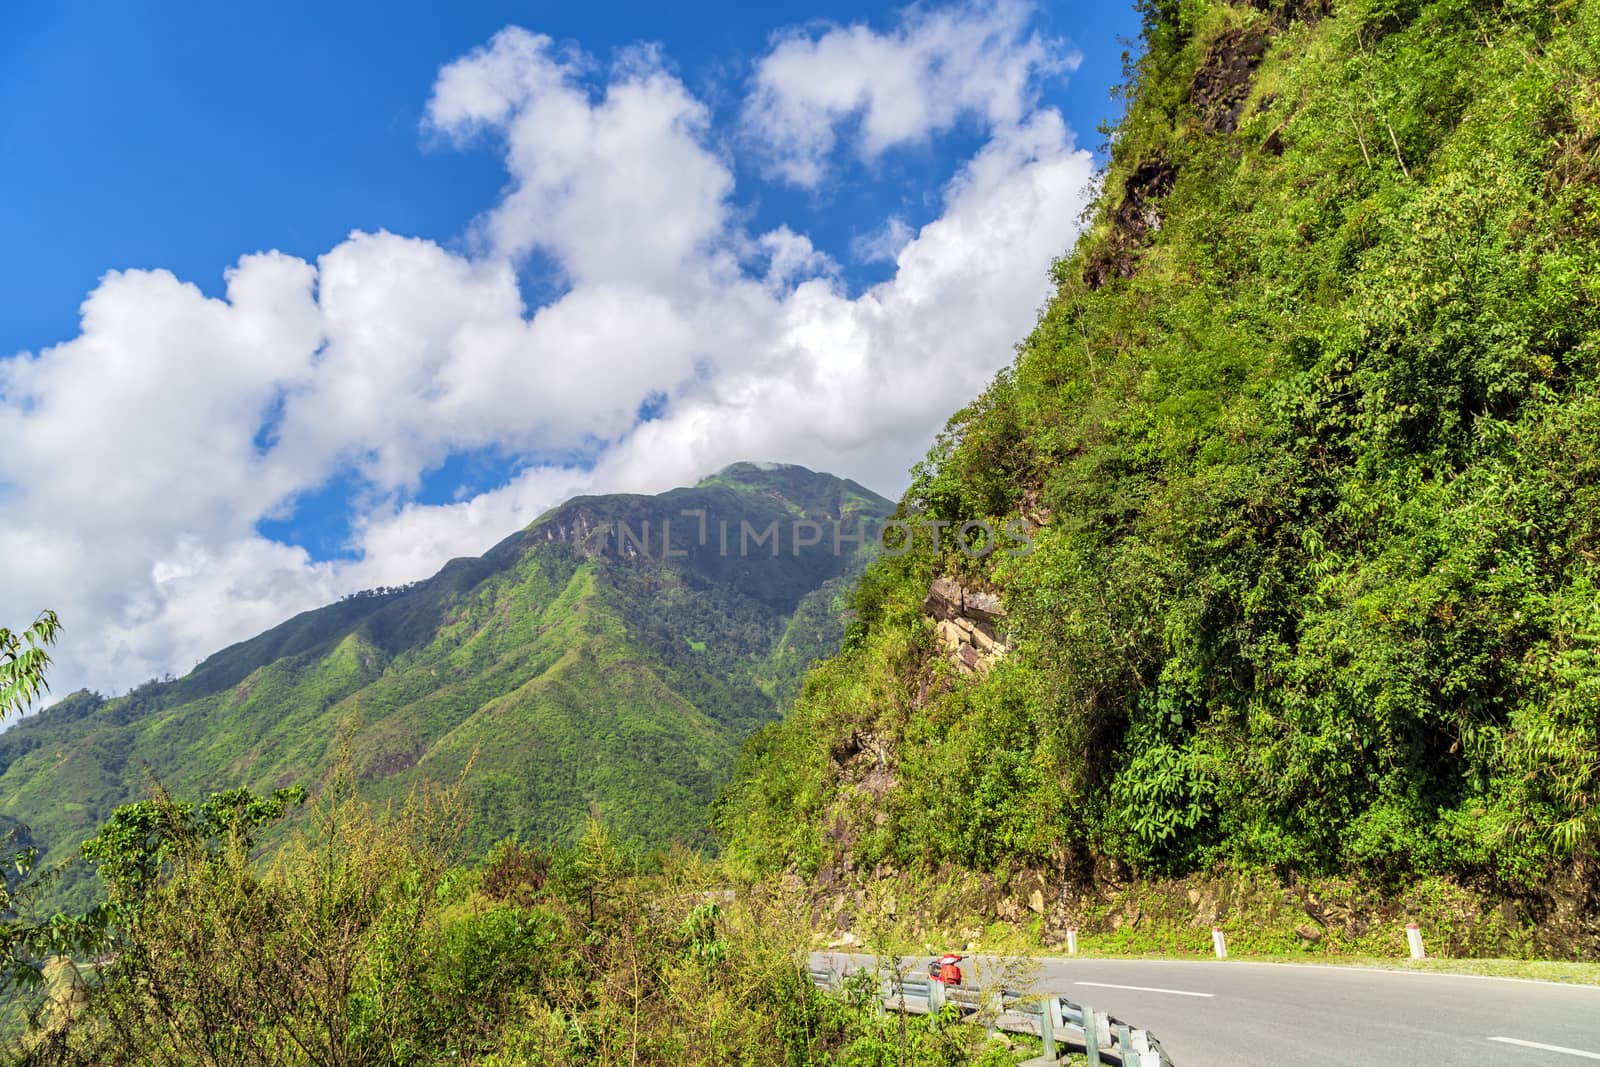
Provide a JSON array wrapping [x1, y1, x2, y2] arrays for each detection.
[[0, 0, 1095, 701], [592, 108, 1092, 495], [426, 29, 732, 285], [743, 0, 1079, 186]]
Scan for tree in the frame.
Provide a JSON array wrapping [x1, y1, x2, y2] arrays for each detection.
[[0, 610, 61, 721], [0, 611, 93, 1026]]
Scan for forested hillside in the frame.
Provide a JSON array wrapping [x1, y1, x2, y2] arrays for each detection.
[[0, 463, 890, 909], [718, 0, 1600, 937]]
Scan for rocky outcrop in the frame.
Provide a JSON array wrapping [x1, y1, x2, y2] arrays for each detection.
[[1189, 26, 1271, 133], [1082, 156, 1178, 289], [1249, 0, 1330, 29], [527, 506, 613, 557], [923, 577, 1010, 675]]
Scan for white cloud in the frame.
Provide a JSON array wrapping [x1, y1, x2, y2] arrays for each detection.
[[758, 227, 837, 289], [592, 109, 1093, 497], [0, 0, 1095, 702], [743, 0, 1079, 186], [346, 465, 596, 589], [426, 28, 733, 286], [851, 217, 914, 264]]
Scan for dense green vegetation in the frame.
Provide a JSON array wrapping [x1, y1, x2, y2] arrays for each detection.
[[0, 464, 890, 910], [8, 0, 1600, 1054], [719, 0, 1600, 921], [8, 779, 1044, 1066]]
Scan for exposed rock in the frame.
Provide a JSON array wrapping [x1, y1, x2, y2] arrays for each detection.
[[1263, 120, 1288, 155], [857, 763, 896, 800], [1029, 889, 1046, 915], [924, 578, 1011, 675], [1295, 922, 1324, 943], [1018, 489, 1053, 529], [1250, 0, 1330, 28], [923, 577, 964, 620], [1083, 156, 1178, 288], [831, 729, 896, 797], [964, 590, 1005, 622], [1189, 26, 1271, 134], [969, 622, 1001, 652]]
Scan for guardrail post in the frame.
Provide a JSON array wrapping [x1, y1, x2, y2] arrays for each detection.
[[1406, 923, 1425, 959], [1211, 927, 1227, 959], [1066, 928, 1078, 955], [1118, 1021, 1132, 1061], [1083, 1004, 1101, 1067], [929, 976, 945, 1014], [1041, 996, 1057, 1061], [1130, 1029, 1163, 1067]]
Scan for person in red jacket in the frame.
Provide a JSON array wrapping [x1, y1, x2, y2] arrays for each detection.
[[928, 953, 963, 986]]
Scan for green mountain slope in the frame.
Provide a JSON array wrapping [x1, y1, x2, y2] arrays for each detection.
[[719, 0, 1600, 919], [0, 463, 891, 908]]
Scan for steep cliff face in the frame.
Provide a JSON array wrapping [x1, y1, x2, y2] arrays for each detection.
[[718, 0, 1600, 953], [0, 464, 891, 910]]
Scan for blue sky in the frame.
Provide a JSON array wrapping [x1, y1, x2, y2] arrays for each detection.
[[4, 0, 1136, 350], [1, 0, 1140, 695]]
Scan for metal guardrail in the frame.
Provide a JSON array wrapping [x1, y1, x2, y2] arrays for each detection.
[[809, 967, 1175, 1066]]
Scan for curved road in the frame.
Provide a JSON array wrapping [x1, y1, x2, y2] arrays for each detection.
[[811, 952, 1600, 1065]]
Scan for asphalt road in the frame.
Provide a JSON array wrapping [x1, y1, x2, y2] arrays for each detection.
[[811, 952, 1600, 1066]]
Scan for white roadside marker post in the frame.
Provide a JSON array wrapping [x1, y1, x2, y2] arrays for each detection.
[[1211, 927, 1227, 959], [1066, 928, 1078, 955], [1406, 923, 1426, 960]]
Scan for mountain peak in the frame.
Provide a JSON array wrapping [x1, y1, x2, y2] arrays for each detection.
[[701, 460, 809, 481], [694, 461, 885, 503]]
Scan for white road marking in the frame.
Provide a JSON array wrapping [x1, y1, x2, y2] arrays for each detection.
[[1075, 981, 1214, 998], [1201, 960, 1600, 990], [1489, 1037, 1600, 1060]]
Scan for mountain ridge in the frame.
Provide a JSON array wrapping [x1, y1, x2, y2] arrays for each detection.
[[0, 462, 893, 909]]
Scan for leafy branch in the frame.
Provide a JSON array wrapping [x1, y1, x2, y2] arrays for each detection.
[[0, 610, 61, 721]]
